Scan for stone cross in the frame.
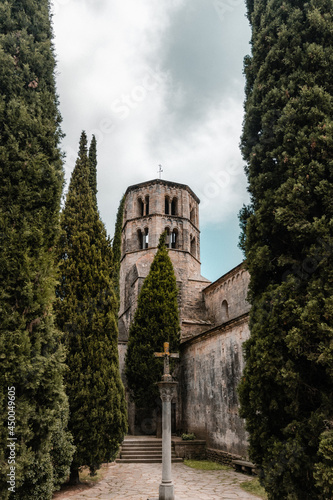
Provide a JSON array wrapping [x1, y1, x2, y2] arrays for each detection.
[[149, 342, 179, 500], [158, 164, 163, 179], [154, 342, 179, 381]]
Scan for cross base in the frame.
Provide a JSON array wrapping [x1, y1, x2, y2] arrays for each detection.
[[159, 482, 175, 500], [147, 482, 175, 500]]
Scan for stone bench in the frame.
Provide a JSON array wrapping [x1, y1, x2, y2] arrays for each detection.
[[232, 459, 257, 475]]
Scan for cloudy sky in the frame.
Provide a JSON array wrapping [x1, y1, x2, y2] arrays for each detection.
[[52, 0, 251, 282]]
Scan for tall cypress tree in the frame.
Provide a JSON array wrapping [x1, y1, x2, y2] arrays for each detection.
[[125, 233, 181, 411], [238, 2, 333, 498], [56, 131, 127, 483], [112, 194, 125, 301], [88, 134, 97, 205], [0, 1, 74, 498]]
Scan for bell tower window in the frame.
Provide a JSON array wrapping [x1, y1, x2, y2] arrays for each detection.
[[190, 235, 196, 257], [165, 228, 178, 249], [165, 228, 170, 247], [138, 228, 149, 249], [138, 196, 150, 216], [190, 205, 195, 224], [171, 198, 177, 216], [171, 229, 178, 249], [145, 196, 150, 215], [165, 196, 170, 215], [138, 229, 143, 249], [138, 198, 144, 216], [144, 227, 149, 248]]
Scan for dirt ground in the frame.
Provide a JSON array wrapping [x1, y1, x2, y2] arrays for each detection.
[[52, 463, 114, 499]]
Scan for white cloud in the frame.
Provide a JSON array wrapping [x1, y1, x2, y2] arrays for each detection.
[[52, 0, 250, 242], [149, 97, 249, 225]]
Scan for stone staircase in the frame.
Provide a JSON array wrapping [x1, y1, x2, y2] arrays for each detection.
[[116, 437, 183, 464]]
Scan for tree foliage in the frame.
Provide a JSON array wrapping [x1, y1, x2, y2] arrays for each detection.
[[88, 134, 97, 205], [112, 194, 125, 301], [55, 132, 127, 480], [125, 233, 181, 410], [238, 1, 333, 498], [0, 1, 75, 497]]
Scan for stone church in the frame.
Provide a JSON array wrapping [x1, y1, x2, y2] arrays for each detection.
[[118, 178, 251, 460]]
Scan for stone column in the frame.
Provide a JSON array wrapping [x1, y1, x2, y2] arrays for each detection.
[[158, 381, 177, 500]]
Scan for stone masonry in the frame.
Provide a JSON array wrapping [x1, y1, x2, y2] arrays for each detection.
[[118, 179, 211, 381], [118, 178, 251, 457]]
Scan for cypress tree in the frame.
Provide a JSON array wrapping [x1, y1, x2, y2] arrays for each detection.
[[88, 134, 97, 205], [0, 1, 74, 498], [238, 1, 333, 498], [125, 232, 181, 411], [56, 131, 127, 483], [112, 194, 125, 300]]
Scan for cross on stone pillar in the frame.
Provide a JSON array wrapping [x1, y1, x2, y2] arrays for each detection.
[[149, 342, 179, 500], [154, 342, 179, 381]]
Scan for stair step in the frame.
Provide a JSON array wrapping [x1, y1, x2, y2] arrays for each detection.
[[117, 437, 183, 464], [121, 452, 177, 456], [121, 450, 163, 453], [121, 445, 162, 449], [121, 453, 165, 457], [122, 443, 162, 448], [121, 446, 162, 450], [121, 454, 178, 458], [121, 450, 176, 453], [116, 458, 183, 464]]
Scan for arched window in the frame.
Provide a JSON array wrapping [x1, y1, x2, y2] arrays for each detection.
[[138, 229, 144, 249], [144, 227, 149, 248], [138, 228, 149, 249], [145, 196, 150, 215], [171, 197, 177, 216], [221, 300, 229, 322], [165, 196, 170, 215], [171, 229, 178, 249], [190, 235, 196, 257], [190, 205, 195, 224], [138, 198, 144, 217], [164, 227, 170, 247]]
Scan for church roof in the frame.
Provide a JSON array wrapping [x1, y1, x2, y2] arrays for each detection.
[[125, 178, 200, 204]]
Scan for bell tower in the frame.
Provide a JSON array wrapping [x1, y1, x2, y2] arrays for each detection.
[[118, 179, 211, 379]]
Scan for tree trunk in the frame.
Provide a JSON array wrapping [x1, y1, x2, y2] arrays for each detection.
[[69, 466, 80, 485]]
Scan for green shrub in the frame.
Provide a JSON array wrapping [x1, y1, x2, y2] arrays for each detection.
[[314, 430, 333, 498], [181, 433, 196, 441]]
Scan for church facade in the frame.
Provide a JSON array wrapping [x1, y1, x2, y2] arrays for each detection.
[[118, 178, 251, 459]]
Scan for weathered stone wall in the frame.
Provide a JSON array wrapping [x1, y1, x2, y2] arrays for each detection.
[[118, 179, 211, 349], [118, 252, 154, 342], [204, 263, 250, 327], [122, 179, 201, 258], [206, 448, 242, 465], [118, 249, 211, 343], [179, 315, 250, 457], [172, 438, 206, 460], [117, 178, 252, 448], [118, 342, 128, 383]]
